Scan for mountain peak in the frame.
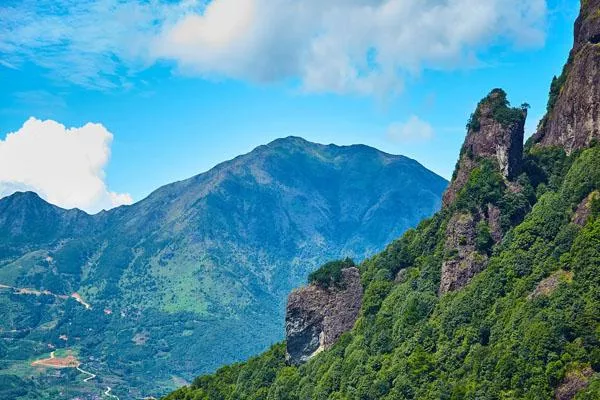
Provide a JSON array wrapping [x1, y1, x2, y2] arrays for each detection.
[[267, 136, 311, 147], [4, 190, 42, 200], [0, 191, 48, 209], [0, 136, 447, 398], [442, 89, 526, 206], [0, 191, 92, 244]]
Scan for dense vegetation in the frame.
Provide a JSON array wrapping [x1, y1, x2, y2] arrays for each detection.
[[466, 89, 528, 132], [308, 258, 356, 289], [163, 142, 600, 400], [548, 70, 568, 113]]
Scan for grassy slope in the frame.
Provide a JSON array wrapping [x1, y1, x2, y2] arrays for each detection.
[[163, 144, 600, 399]]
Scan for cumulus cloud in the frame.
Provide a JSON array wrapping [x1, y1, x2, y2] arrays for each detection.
[[0, 118, 133, 213], [387, 116, 434, 143], [0, 0, 548, 95], [156, 0, 547, 95]]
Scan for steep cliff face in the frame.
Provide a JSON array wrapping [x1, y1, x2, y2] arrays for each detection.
[[443, 89, 526, 206], [573, 190, 600, 226], [439, 89, 526, 293], [285, 267, 362, 365], [439, 213, 486, 294], [534, 0, 600, 153]]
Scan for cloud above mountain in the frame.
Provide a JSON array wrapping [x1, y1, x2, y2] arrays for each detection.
[[0, 118, 132, 213], [387, 116, 434, 143], [0, 0, 547, 95]]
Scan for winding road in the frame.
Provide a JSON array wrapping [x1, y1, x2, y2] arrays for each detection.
[[104, 386, 119, 400], [30, 346, 119, 398], [7, 284, 120, 399], [76, 366, 96, 383], [0, 283, 91, 310]]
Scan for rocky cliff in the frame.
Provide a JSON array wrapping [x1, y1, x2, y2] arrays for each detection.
[[439, 89, 526, 294], [443, 89, 526, 206], [285, 267, 362, 365], [533, 0, 600, 153], [439, 212, 486, 294]]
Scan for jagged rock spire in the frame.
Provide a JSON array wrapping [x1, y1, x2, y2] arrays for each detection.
[[533, 0, 600, 153], [442, 89, 527, 206], [439, 89, 526, 294]]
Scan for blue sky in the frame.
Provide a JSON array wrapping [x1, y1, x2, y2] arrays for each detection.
[[0, 0, 579, 213]]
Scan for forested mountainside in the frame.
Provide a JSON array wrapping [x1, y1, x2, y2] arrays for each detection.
[[163, 3, 600, 399], [0, 137, 446, 399]]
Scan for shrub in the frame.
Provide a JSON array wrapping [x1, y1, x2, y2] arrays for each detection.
[[308, 258, 355, 289], [475, 221, 494, 254], [466, 89, 525, 132]]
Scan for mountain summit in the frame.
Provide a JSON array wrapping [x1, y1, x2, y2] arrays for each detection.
[[0, 137, 446, 399]]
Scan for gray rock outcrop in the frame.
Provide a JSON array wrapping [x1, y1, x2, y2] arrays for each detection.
[[285, 267, 362, 365], [442, 89, 526, 206], [572, 191, 600, 226], [439, 212, 487, 294], [439, 90, 526, 294], [555, 366, 594, 400]]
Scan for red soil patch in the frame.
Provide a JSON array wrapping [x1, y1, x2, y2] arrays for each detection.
[[32, 352, 80, 369]]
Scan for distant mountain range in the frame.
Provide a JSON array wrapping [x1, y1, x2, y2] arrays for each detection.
[[0, 136, 447, 399]]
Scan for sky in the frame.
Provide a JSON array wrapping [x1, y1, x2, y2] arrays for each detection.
[[0, 0, 580, 213]]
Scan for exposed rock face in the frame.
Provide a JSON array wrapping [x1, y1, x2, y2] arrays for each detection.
[[487, 204, 503, 243], [572, 191, 600, 226], [443, 89, 526, 206], [440, 204, 508, 294], [534, 1, 600, 154], [528, 270, 573, 300], [439, 213, 487, 294], [555, 366, 594, 400], [285, 268, 362, 365], [394, 268, 408, 284], [439, 90, 526, 294]]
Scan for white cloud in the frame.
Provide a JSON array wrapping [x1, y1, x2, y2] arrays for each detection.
[[0, 118, 133, 213], [387, 116, 434, 143], [0, 0, 548, 95], [154, 0, 547, 95]]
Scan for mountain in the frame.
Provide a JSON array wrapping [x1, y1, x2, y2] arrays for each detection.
[[0, 137, 447, 399], [163, 4, 600, 400], [532, 0, 600, 154]]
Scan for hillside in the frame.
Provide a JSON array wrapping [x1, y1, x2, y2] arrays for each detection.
[[0, 137, 446, 399], [162, 3, 600, 399]]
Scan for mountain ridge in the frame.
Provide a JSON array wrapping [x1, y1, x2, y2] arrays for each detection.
[[0, 136, 429, 217], [0, 136, 446, 399]]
